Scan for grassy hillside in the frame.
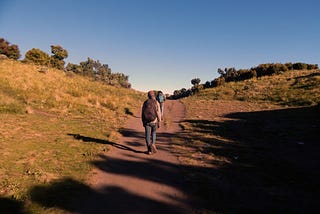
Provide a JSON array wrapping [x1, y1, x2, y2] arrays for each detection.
[[0, 59, 145, 213], [175, 69, 320, 213], [193, 69, 320, 106]]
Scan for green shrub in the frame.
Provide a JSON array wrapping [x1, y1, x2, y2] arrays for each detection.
[[293, 62, 308, 70], [0, 38, 21, 60], [50, 45, 68, 70], [24, 48, 50, 66]]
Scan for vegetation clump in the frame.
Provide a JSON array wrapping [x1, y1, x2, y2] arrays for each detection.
[[0, 38, 21, 60]]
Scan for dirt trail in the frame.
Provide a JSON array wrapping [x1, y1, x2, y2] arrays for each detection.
[[80, 100, 193, 214]]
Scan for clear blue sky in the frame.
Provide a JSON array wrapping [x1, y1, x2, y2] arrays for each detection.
[[1, 0, 319, 94]]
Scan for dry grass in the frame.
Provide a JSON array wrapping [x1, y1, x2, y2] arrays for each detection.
[[0, 59, 145, 213], [0, 60, 144, 116], [195, 69, 320, 106]]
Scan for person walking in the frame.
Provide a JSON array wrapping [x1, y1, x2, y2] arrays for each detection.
[[141, 90, 162, 155], [156, 91, 165, 117]]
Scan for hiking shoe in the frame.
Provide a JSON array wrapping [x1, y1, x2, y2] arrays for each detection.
[[151, 144, 157, 153], [147, 146, 152, 155]]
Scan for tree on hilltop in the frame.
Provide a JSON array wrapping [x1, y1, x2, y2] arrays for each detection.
[[0, 38, 21, 60], [191, 78, 201, 93], [191, 78, 201, 86], [50, 45, 68, 70]]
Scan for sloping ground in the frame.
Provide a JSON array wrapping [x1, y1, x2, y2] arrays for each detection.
[[0, 59, 144, 116], [195, 69, 320, 106], [176, 98, 320, 213], [0, 59, 145, 213]]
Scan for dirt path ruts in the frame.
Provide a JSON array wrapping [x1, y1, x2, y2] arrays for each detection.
[[79, 100, 193, 214]]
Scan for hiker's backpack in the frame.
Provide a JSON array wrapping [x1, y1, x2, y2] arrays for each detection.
[[157, 93, 164, 103], [142, 99, 157, 123]]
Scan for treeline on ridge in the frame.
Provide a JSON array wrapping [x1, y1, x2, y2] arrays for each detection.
[[0, 38, 131, 88], [172, 62, 318, 99]]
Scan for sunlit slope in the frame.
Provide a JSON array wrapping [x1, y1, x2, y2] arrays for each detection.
[[193, 69, 320, 106], [0, 59, 145, 117], [0, 59, 145, 211]]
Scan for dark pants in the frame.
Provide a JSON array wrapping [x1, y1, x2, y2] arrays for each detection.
[[144, 123, 157, 151]]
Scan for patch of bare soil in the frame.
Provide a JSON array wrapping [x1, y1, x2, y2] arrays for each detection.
[[77, 100, 195, 214], [176, 100, 320, 213]]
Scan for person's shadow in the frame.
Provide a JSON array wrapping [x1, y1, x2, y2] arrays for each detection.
[[67, 133, 147, 154]]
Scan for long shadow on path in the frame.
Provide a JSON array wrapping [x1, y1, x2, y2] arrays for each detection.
[[68, 133, 147, 154], [28, 177, 186, 214], [91, 154, 188, 191]]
